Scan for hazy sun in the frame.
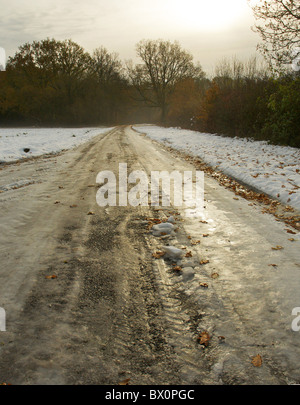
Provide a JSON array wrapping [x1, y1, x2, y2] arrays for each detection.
[[167, 0, 248, 31]]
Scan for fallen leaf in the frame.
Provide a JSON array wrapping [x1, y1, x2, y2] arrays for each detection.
[[197, 331, 210, 347], [152, 251, 165, 259], [45, 275, 57, 279], [286, 229, 296, 234], [271, 245, 283, 250], [211, 272, 219, 279], [87, 211, 95, 215], [288, 238, 295, 242], [70, 204, 77, 208], [218, 336, 225, 342], [200, 259, 210, 265], [191, 240, 201, 245], [268, 264, 277, 267], [202, 234, 209, 237], [251, 354, 262, 367], [173, 265, 182, 272], [118, 378, 130, 385], [200, 282, 209, 288], [185, 251, 193, 257]]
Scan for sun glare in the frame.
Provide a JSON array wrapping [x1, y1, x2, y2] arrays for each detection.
[[167, 0, 248, 32]]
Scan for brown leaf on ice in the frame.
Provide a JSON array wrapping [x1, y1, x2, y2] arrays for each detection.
[[185, 251, 193, 257], [251, 354, 262, 367], [197, 331, 210, 347], [202, 234, 209, 237], [173, 265, 182, 272], [286, 229, 296, 234], [211, 272, 219, 279], [87, 211, 95, 215], [271, 245, 283, 250], [200, 259, 210, 265], [152, 251, 165, 259], [147, 218, 161, 223], [200, 282, 208, 288], [118, 378, 130, 385], [45, 275, 57, 279], [268, 264, 277, 267], [191, 240, 201, 245], [70, 204, 77, 208], [288, 238, 295, 242]]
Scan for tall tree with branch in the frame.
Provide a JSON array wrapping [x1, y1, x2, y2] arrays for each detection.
[[127, 39, 204, 123], [249, 0, 300, 71]]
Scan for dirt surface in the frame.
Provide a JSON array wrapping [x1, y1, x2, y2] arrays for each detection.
[[0, 125, 300, 385]]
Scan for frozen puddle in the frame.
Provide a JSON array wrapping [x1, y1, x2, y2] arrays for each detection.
[[144, 179, 300, 384]]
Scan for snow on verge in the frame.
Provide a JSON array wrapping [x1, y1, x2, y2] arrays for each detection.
[[0, 127, 114, 163], [133, 125, 300, 211]]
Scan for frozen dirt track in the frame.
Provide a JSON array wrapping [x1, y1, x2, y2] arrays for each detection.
[[0, 125, 300, 385]]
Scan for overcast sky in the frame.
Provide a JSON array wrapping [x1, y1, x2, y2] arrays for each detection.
[[0, 0, 261, 74]]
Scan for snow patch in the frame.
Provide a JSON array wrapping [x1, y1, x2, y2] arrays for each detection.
[[134, 125, 300, 211], [0, 127, 114, 163]]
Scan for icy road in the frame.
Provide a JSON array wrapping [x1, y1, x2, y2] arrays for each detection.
[[0, 125, 300, 385]]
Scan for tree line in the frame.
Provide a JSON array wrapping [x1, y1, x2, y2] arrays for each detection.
[[0, 1, 299, 147]]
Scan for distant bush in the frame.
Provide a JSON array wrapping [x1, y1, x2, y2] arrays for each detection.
[[166, 57, 299, 148], [259, 76, 300, 147]]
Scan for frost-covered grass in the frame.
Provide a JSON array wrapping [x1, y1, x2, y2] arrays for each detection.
[[134, 125, 300, 211]]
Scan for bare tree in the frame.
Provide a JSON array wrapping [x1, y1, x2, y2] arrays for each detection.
[[214, 55, 270, 84], [249, 0, 300, 71], [127, 39, 204, 123], [91, 47, 123, 85]]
